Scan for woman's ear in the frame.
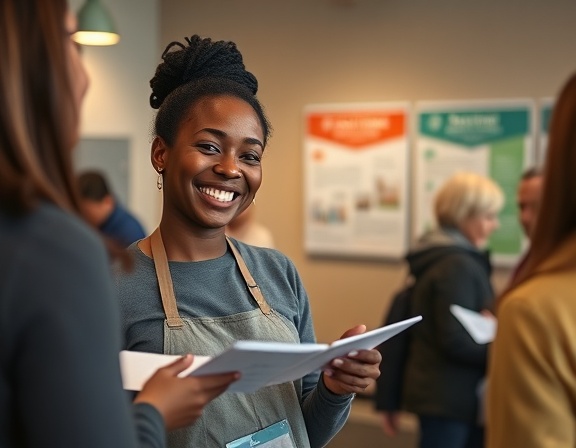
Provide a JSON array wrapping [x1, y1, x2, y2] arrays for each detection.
[[151, 136, 167, 172]]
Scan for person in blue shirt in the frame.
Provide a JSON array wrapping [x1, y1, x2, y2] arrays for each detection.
[[78, 170, 147, 247]]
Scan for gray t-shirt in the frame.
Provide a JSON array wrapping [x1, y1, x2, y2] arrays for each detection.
[[116, 239, 353, 447]]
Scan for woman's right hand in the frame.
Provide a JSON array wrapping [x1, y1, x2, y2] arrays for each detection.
[[134, 354, 239, 430]]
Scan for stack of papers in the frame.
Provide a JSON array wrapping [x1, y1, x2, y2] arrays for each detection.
[[120, 315, 422, 393]]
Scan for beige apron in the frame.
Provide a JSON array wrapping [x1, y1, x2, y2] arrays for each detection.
[[150, 229, 312, 448]]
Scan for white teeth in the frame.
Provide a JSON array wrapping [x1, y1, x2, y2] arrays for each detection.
[[200, 187, 234, 203]]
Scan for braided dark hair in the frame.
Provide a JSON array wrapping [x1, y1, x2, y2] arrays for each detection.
[[150, 35, 271, 146]]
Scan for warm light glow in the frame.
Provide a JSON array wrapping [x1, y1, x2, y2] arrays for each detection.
[[72, 31, 120, 46], [74, 0, 120, 46]]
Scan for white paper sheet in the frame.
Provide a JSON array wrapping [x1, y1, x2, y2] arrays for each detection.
[[119, 350, 211, 391], [120, 315, 422, 394], [269, 315, 423, 385], [191, 341, 329, 393], [449, 304, 497, 344]]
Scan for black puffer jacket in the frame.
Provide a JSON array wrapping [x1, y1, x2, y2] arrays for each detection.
[[402, 228, 493, 424]]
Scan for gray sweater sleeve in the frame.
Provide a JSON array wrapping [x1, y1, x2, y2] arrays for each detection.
[[0, 205, 165, 448], [301, 378, 353, 447], [288, 259, 353, 447], [133, 403, 167, 448]]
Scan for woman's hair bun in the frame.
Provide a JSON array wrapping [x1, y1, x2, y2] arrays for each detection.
[[149, 35, 258, 109]]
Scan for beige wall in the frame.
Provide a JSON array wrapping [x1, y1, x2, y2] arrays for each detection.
[[70, 0, 160, 232], [158, 0, 576, 342]]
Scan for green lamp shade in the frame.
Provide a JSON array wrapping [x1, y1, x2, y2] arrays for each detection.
[[73, 0, 120, 46]]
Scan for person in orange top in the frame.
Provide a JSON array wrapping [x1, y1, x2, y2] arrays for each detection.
[[487, 72, 576, 447]]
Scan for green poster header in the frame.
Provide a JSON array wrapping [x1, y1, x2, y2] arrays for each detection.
[[420, 109, 530, 147]]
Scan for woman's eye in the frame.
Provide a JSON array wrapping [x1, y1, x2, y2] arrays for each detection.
[[197, 143, 219, 153], [241, 152, 262, 164]]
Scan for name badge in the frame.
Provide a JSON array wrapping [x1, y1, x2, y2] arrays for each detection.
[[226, 419, 296, 448]]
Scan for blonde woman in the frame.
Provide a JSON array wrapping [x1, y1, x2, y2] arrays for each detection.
[[378, 172, 503, 448]]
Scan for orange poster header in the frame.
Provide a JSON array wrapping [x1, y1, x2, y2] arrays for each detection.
[[307, 111, 406, 148]]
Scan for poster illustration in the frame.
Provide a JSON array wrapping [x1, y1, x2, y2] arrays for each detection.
[[303, 103, 410, 259]]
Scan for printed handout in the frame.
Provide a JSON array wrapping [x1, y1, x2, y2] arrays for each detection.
[[120, 315, 422, 393]]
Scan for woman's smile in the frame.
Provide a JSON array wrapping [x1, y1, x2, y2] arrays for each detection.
[[199, 186, 235, 203]]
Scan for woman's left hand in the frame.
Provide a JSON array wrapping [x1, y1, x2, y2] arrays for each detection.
[[322, 325, 382, 395]]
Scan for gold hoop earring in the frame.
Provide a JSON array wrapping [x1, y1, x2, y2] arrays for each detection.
[[156, 169, 163, 191], [252, 197, 256, 205]]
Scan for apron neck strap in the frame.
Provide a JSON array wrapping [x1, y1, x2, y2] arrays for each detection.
[[150, 228, 184, 327], [226, 236, 271, 315], [150, 228, 272, 328]]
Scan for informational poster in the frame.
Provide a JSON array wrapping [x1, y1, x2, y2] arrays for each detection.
[[415, 100, 535, 266], [538, 98, 553, 164], [303, 103, 410, 259]]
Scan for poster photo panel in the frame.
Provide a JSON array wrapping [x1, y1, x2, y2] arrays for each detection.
[[303, 102, 411, 260]]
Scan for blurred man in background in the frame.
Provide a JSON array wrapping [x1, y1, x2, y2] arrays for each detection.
[[517, 167, 543, 240], [78, 170, 146, 247]]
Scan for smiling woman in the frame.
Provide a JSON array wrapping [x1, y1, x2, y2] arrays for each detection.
[[151, 94, 265, 240], [114, 34, 383, 448]]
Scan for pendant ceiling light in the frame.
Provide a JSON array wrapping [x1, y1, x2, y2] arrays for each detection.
[[72, 0, 120, 46]]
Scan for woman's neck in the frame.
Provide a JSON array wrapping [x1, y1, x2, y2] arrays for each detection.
[[157, 218, 228, 262]]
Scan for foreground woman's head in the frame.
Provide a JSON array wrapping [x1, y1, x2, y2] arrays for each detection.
[[0, 0, 89, 213]]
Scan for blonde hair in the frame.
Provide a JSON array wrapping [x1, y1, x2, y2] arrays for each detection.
[[434, 171, 504, 228]]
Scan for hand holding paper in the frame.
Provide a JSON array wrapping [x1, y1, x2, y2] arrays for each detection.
[[322, 324, 383, 395], [120, 351, 213, 391], [120, 316, 422, 394], [132, 354, 239, 431], [450, 304, 497, 344]]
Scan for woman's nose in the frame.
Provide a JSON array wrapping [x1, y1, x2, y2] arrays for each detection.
[[213, 155, 241, 178]]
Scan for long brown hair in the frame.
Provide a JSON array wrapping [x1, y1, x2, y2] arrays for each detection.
[[0, 0, 133, 268], [501, 72, 576, 301], [0, 0, 80, 214]]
